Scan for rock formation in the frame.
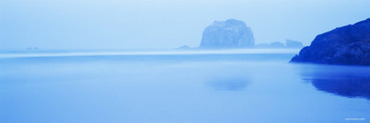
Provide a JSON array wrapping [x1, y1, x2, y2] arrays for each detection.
[[286, 39, 304, 48], [291, 18, 370, 65], [255, 39, 303, 48], [200, 19, 255, 49]]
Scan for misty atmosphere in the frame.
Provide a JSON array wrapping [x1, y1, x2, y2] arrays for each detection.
[[1, 0, 370, 123]]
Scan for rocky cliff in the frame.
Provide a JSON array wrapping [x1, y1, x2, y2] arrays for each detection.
[[291, 18, 370, 65]]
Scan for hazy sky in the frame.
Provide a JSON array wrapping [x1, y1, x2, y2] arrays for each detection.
[[1, 0, 370, 50]]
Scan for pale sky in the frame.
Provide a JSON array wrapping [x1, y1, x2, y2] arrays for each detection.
[[1, 0, 369, 50]]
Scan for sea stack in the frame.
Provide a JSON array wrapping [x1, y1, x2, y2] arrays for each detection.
[[200, 19, 255, 49], [291, 18, 370, 65]]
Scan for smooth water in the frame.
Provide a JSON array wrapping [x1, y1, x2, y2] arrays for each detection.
[[0, 52, 369, 123]]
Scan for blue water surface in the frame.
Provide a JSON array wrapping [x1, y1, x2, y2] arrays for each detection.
[[0, 51, 369, 123]]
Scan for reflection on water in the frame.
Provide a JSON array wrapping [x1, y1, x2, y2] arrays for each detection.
[[1, 53, 370, 123], [311, 77, 370, 99], [299, 64, 370, 100], [206, 78, 250, 90]]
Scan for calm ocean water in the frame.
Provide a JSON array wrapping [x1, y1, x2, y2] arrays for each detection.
[[0, 50, 369, 123]]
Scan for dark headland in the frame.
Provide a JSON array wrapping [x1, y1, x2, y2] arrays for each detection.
[[291, 18, 370, 65]]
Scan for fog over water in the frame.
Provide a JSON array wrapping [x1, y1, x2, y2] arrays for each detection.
[[1, 50, 369, 123], [2, 0, 370, 122]]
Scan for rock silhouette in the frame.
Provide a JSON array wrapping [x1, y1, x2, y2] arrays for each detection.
[[200, 19, 255, 49], [291, 18, 370, 65]]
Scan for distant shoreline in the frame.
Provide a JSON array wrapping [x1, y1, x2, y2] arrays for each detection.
[[0, 49, 300, 58]]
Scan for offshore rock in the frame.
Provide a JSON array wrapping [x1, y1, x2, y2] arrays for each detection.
[[200, 19, 255, 49]]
